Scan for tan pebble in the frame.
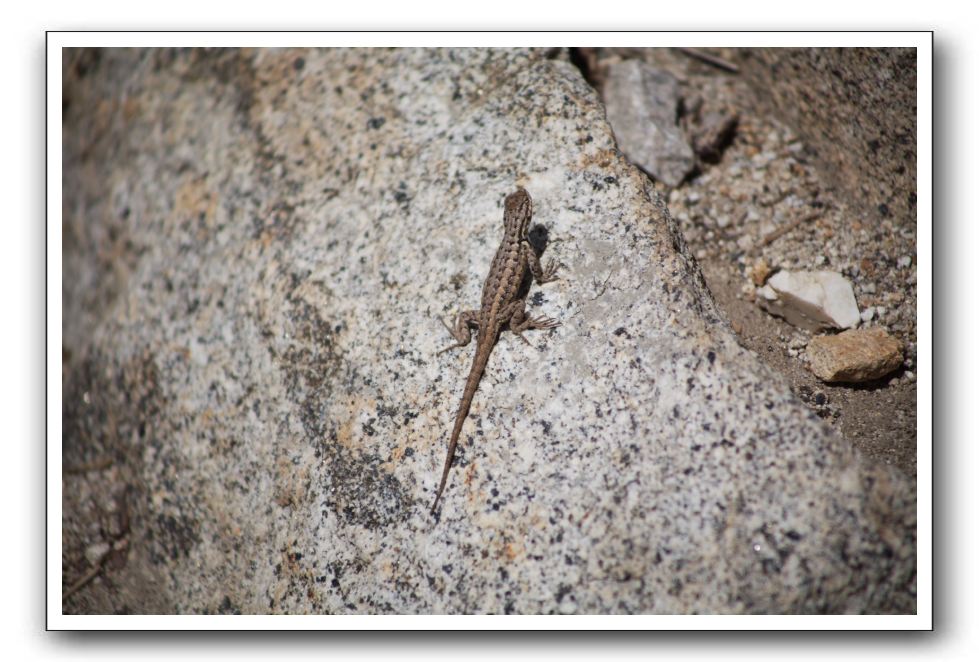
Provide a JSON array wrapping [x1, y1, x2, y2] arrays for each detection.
[[806, 327, 903, 383], [749, 259, 771, 286]]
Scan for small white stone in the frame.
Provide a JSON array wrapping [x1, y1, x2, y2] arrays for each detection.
[[559, 599, 578, 615], [788, 333, 808, 350], [716, 214, 731, 229], [897, 255, 912, 268], [759, 270, 860, 331], [860, 308, 875, 323], [85, 541, 111, 565]]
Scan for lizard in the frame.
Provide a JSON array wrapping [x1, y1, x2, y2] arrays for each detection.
[[430, 187, 561, 515]]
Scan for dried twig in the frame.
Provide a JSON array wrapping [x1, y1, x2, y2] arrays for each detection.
[[64, 456, 114, 474], [62, 536, 128, 602], [63, 488, 132, 603], [677, 48, 740, 74], [755, 212, 822, 250], [62, 559, 105, 602]]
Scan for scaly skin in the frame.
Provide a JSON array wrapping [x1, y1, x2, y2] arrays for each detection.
[[431, 187, 560, 514]]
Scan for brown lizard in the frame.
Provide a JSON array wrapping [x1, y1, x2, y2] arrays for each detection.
[[431, 187, 560, 514]]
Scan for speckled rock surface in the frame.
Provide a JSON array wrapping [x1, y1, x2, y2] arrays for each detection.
[[62, 48, 915, 615]]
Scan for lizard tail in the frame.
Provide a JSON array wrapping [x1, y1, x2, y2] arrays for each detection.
[[430, 334, 495, 514]]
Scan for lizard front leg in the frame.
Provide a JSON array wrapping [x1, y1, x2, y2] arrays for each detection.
[[437, 310, 480, 355], [521, 242, 560, 285]]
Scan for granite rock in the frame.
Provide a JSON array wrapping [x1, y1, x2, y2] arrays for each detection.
[[602, 60, 696, 187], [62, 47, 915, 615], [807, 328, 904, 383]]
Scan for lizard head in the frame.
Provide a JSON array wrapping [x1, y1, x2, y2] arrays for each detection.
[[503, 187, 533, 238]]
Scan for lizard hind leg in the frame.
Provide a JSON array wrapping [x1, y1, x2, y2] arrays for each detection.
[[505, 301, 561, 346], [436, 310, 480, 355]]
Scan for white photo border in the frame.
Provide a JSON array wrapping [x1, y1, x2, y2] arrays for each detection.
[[48, 31, 932, 631]]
